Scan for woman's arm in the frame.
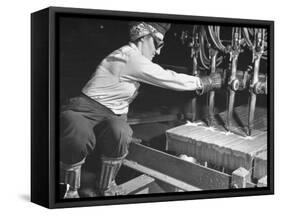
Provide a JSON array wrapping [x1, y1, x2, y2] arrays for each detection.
[[122, 52, 202, 91]]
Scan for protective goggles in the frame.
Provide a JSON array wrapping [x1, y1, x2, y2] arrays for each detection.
[[151, 34, 164, 50]]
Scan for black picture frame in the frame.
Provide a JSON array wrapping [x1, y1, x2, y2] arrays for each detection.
[[31, 6, 274, 209]]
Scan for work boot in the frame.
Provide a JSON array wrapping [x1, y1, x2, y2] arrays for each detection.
[[78, 169, 99, 198], [60, 159, 85, 199], [98, 154, 127, 196]]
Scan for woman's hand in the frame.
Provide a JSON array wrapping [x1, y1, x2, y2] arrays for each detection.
[[197, 72, 223, 95]]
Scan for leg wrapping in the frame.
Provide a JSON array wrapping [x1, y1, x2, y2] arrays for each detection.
[[98, 154, 127, 195]]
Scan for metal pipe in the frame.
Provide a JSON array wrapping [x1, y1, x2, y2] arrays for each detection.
[[225, 27, 241, 132], [247, 29, 265, 136], [207, 49, 218, 126], [191, 30, 200, 122], [226, 55, 239, 131]]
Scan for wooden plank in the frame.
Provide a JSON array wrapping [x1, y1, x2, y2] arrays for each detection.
[[134, 187, 150, 194], [126, 142, 232, 190], [123, 159, 201, 191], [154, 179, 180, 193], [110, 174, 155, 195]]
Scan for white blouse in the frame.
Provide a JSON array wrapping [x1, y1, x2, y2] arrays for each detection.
[[82, 43, 201, 114]]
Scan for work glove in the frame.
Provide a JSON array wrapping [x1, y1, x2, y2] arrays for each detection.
[[197, 72, 223, 95]]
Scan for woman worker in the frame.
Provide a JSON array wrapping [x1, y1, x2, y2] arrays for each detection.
[[60, 21, 222, 198]]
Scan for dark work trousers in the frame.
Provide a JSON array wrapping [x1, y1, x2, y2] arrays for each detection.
[[60, 94, 133, 166]]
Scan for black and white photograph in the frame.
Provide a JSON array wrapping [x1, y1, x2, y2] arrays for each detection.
[[30, 6, 274, 209], [2, 0, 281, 214]]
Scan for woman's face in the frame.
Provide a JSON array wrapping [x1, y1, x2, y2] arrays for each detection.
[[141, 35, 163, 61]]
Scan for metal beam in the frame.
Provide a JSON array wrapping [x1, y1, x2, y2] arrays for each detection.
[[126, 142, 232, 190]]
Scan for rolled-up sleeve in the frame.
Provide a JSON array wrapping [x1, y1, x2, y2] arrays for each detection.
[[122, 51, 202, 91]]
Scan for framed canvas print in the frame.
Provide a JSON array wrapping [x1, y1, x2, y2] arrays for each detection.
[[31, 6, 274, 208]]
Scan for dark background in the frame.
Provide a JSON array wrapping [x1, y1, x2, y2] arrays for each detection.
[[58, 16, 268, 117]]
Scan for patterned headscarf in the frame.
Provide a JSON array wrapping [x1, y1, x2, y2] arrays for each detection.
[[129, 22, 171, 41]]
